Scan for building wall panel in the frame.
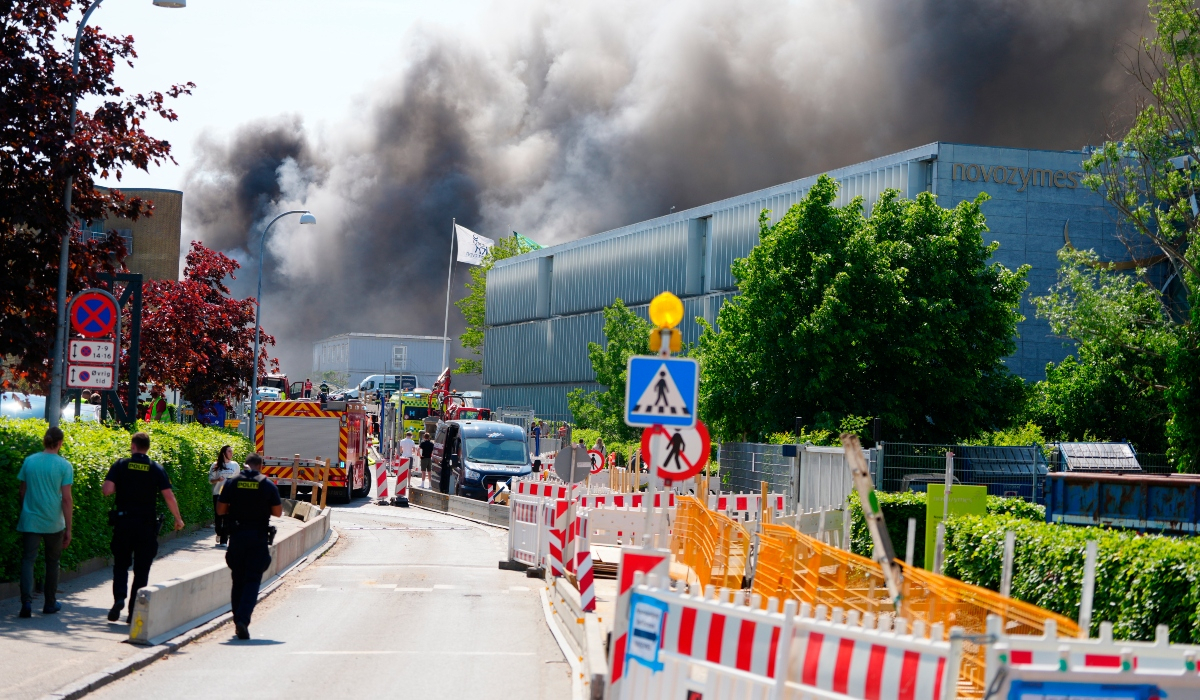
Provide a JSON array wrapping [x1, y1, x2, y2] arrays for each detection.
[[551, 221, 690, 315], [486, 257, 541, 325]]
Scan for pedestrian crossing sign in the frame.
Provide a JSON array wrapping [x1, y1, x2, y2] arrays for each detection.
[[624, 356, 699, 428]]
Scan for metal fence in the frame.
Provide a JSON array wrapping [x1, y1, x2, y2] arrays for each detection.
[[717, 443, 858, 511], [877, 442, 1047, 502], [718, 443, 794, 500]]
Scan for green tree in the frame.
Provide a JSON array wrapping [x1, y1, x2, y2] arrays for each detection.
[[1080, 0, 1200, 470], [454, 234, 540, 375], [566, 299, 652, 443], [1030, 248, 1174, 452], [696, 175, 1029, 443]]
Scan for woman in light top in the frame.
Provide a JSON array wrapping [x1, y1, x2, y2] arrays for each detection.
[[208, 445, 239, 547]]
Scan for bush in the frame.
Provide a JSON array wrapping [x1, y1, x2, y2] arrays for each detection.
[[944, 514, 1200, 643], [0, 417, 252, 581], [848, 491, 1043, 566]]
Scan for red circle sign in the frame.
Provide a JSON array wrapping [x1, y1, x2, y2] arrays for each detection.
[[640, 420, 711, 482], [69, 289, 118, 339], [587, 449, 605, 474]]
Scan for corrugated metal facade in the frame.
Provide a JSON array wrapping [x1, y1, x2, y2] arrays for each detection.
[[483, 141, 1126, 418], [312, 333, 448, 388]]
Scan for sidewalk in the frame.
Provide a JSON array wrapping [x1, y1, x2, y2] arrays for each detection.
[[0, 516, 307, 700]]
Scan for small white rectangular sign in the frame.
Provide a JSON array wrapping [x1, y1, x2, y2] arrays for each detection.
[[67, 364, 115, 389], [68, 339, 116, 364]]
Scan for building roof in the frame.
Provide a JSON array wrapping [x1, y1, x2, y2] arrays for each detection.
[[314, 333, 449, 343]]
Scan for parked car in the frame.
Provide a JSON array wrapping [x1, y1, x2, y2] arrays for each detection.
[[1, 393, 99, 422]]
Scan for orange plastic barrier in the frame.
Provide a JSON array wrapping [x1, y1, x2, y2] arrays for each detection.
[[751, 521, 1078, 698], [669, 495, 750, 590]]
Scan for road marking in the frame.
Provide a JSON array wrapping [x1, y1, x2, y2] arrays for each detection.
[[297, 585, 321, 589], [291, 651, 536, 656], [394, 587, 434, 592], [433, 584, 457, 590]]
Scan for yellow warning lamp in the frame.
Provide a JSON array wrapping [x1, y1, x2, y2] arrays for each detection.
[[648, 291, 683, 353]]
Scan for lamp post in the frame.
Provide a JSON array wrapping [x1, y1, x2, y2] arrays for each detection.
[[47, 0, 187, 427], [248, 210, 316, 436]]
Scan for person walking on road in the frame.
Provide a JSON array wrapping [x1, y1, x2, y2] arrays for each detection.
[[532, 421, 542, 457], [399, 430, 416, 464], [103, 431, 184, 623], [209, 445, 239, 548], [419, 432, 434, 481], [15, 427, 73, 618], [217, 453, 282, 640]]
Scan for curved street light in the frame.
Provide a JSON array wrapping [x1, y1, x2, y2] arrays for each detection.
[[47, 0, 186, 426], [248, 211, 316, 436]]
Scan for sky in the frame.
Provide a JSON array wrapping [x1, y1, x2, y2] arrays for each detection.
[[90, 0, 487, 193]]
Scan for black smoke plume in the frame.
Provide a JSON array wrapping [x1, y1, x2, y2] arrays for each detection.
[[183, 0, 1147, 382]]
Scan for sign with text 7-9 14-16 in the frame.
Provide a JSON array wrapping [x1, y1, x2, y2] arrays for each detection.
[[624, 356, 698, 428]]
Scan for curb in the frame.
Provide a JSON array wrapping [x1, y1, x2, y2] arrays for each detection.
[[38, 527, 340, 700], [408, 501, 508, 531]]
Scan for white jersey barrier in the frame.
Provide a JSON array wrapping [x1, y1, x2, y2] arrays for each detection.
[[986, 615, 1200, 697], [608, 566, 962, 700]]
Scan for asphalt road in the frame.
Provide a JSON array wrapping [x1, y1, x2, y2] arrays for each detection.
[[89, 502, 572, 700]]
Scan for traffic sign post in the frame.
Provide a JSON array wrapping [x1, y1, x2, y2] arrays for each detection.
[[68, 339, 116, 364], [624, 356, 698, 428], [68, 289, 119, 338], [641, 421, 710, 483], [587, 449, 605, 475], [67, 365, 115, 390]]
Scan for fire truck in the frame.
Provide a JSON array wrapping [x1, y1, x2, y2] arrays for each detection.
[[254, 399, 369, 502]]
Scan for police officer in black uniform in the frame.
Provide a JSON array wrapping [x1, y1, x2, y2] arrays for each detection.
[[102, 431, 185, 622], [217, 453, 282, 640]]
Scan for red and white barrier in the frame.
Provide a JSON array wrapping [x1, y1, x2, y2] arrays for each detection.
[[576, 510, 596, 612], [608, 547, 672, 700], [578, 493, 676, 509], [986, 615, 1200, 692], [374, 463, 389, 502], [708, 493, 787, 521], [548, 498, 570, 577], [607, 550, 963, 700], [510, 492, 555, 567], [392, 456, 410, 501]]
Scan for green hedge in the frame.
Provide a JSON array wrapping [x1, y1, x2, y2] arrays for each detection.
[[847, 491, 1044, 565], [944, 515, 1200, 643], [0, 418, 253, 581]]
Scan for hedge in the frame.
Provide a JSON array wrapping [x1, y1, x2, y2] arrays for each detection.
[[847, 491, 1044, 566], [0, 417, 253, 582], [944, 515, 1200, 643]]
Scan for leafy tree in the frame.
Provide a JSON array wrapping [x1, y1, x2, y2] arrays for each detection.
[[1080, 0, 1200, 470], [566, 299, 652, 443], [1030, 248, 1174, 452], [0, 0, 192, 389], [697, 175, 1029, 443], [454, 234, 540, 375], [137, 242, 275, 408]]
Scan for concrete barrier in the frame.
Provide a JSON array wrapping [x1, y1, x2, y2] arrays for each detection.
[[128, 509, 331, 645], [410, 487, 509, 527]]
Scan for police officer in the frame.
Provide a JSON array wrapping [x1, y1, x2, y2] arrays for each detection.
[[102, 431, 184, 622], [216, 453, 282, 640]]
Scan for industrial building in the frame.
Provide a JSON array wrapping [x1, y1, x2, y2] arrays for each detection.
[[84, 187, 183, 281], [311, 333, 449, 389], [482, 142, 1154, 419]]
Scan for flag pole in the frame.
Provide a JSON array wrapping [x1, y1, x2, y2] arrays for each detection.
[[442, 218, 455, 371]]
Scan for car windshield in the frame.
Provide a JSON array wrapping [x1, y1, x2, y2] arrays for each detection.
[[463, 437, 527, 466]]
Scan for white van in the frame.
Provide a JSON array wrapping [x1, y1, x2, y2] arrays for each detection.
[[349, 374, 416, 399]]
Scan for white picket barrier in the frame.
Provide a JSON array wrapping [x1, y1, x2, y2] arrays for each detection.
[[584, 505, 673, 547], [708, 493, 789, 522], [986, 614, 1200, 696], [510, 491, 551, 567], [610, 568, 962, 700]]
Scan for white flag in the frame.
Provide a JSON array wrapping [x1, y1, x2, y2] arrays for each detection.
[[455, 224, 495, 266]]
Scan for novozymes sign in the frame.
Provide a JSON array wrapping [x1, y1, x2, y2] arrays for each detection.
[[951, 163, 1085, 193]]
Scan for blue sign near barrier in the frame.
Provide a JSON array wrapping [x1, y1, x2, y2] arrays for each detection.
[[1008, 680, 1165, 700], [624, 356, 699, 428], [625, 592, 669, 673]]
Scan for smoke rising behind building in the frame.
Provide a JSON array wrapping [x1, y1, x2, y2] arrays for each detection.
[[181, 0, 1146, 382]]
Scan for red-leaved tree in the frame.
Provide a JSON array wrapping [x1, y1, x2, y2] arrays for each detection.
[[137, 242, 276, 408], [0, 0, 193, 390]]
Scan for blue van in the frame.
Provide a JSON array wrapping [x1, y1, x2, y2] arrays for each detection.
[[431, 420, 531, 500]]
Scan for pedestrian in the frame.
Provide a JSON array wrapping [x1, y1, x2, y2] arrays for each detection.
[[419, 432, 434, 478], [303, 378, 312, 399], [399, 429, 416, 465], [592, 436, 605, 458], [208, 445, 239, 548], [102, 431, 185, 623], [557, 423, 566, 441], [532, 421, 541, 457], [217, 453, 282, 640], [15, 427, 73, 618]]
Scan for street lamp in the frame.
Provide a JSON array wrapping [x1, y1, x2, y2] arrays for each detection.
[[248, 211, 316, 437], [47, 0, 186, 427]]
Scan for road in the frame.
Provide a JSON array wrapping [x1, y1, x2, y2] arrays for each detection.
[[89, 502, 572, 700]]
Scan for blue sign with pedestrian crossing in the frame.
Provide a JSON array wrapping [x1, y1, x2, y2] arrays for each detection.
[[624, 356, 698, 428]]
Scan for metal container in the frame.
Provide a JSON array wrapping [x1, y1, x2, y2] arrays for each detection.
[[1045, 472, 1200, 534]]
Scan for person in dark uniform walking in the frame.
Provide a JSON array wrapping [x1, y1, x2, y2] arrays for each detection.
[[217, 453, 282, 640], [102, 432, 185, 622]]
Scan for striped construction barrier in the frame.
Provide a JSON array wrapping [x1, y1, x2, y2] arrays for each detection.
[[610, 569, 963, 700], [578, 493, 676, 509], [548, 498, 570, 577], [708, 493, 788, 521], [374, 463, 389, 502], [392, 456, 410, 500], [576, 510, 596, 612], [608, 546, 672, 700]]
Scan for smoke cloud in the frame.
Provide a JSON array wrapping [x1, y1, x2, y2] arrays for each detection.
[[182, 0, 1147, 382]]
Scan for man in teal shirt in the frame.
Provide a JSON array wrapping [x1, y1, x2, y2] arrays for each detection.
[[17, 427, 74, 618]]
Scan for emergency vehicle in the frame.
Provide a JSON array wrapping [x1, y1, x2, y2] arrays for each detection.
[[261, 372, 290, 399], [254, 399, 369, 502]]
